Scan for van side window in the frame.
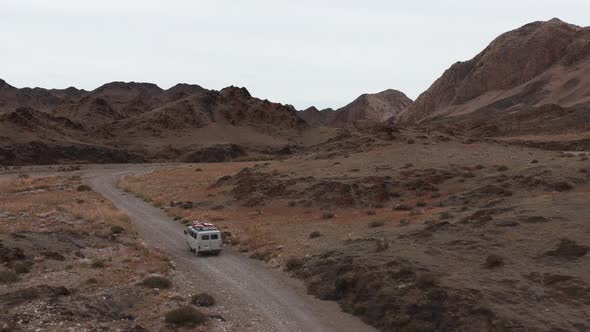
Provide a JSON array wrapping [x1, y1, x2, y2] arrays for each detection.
[[201, 235, 210, 240], [210, 234, 218, 240], [191, 230, 197, 239]]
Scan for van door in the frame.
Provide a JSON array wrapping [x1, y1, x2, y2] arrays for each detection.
[[209, 233, 221, 250], [200, 234, 211, 251], [188, 228, 198, 250]]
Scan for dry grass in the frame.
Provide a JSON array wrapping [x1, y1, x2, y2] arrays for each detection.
[[0, 176, 133, 235], [0, 174, 175, 330]]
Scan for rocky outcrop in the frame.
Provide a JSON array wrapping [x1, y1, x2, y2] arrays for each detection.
[[331, 89, 412, 126], [0, 79, 308, 164], [299, 89, 412, 127], [297, 106, 337, 126], [399, 18, 590, 131], [0, 142, 146, 165], [181, 144, 246, 163]]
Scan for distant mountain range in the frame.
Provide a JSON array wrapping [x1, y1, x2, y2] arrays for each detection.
[[298, 89, 412, 127], [1, 18, 589, 165]]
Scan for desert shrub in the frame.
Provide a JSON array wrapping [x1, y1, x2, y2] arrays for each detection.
[[86, 278, 98, 284], [407, 139, 415, 144], [164, 306, 206, 326], [309, 231, 322, 238], [393, 204, 412, 211], [485, 254, 504, 268], [439, 212, 452, 220], [288, 201, 297, 207], [250, 250, 273, 262], [531, 160, 539, 164], [375, 238, 389, 252], [194, 168, 203, 172], [416, 272, 439, 288], [369, 220, 385, 228], [551, 182, 573, 192], [91, 260, 105, 268], [579, 168, 588, 173], [14, 261, 33, 274], [366, 210, 376, 215], [285, 258, 304, 271], [191, 292, 215, 307], [399, 219, 410, 226], [140, 276, 172, 289], [321, 212, 334, 219], [110, 225, 125, 234], [416, 201, 427, 207], [77, 185, 92, 192], [0, 271, 18, 284], [497, 165, 509, 172], [17, 173, 30, 179], [545, 239, 589, 258]]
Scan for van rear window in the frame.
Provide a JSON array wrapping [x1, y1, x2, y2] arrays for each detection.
[[201, 235, 210, 240], [210, 234, 218, 240]]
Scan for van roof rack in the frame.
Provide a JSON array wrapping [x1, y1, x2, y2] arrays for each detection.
[[191, 221, 218, 231]]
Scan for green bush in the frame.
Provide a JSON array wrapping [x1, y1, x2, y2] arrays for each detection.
[[77, 185, 92, 192], [369, 220, 385, 228], [393, 204, 412, 211], [164, 306, 206, 326], [14, 261, 33, 274], [110, 225, 125, 234], [309, 231, 322, 239], [285, 258, 304, 271], [485, 254, 504, 268], [0, 270, 18, 284], [91, 260, 105, 268], [191, 292, 215, 307], [140, 276, 172, 289], [416, 272, 439, 288]]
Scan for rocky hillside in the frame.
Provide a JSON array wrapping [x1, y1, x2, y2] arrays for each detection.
[[0, 80, 308, 165], [299, 89, 412, 127], [398, 18, 590, 137], [297, 106, 336, 126]]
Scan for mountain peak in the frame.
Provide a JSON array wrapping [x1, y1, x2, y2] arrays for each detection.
[[220, 86, 251, 98]]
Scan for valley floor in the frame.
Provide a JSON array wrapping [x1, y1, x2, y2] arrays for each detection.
[[2, 128, 590, 331], [118, 130, 590, 331]]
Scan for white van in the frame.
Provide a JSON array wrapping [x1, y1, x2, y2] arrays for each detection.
[[184, 222, 222, 255]]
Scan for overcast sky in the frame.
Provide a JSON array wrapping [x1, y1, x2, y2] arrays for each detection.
[[1, 1, 589, 110]]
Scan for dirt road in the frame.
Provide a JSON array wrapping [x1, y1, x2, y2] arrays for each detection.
[[85, 165, 374, 332]]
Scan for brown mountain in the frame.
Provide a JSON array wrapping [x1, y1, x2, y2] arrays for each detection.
[[0, 80, 308, 165], [398, 18, 590, 137], [299, 89, 412, 127], [297, 106, 336, 126]]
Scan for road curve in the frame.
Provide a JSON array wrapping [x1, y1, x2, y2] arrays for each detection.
[[85, 165, 375, 332]]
